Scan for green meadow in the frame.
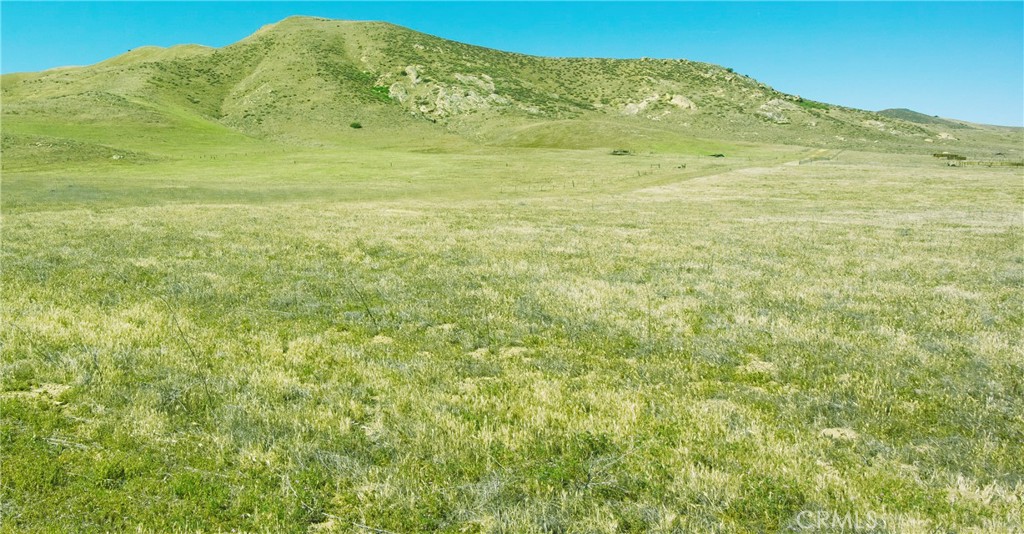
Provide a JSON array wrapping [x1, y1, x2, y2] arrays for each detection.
[[2, 15, 1023, 532], [2, 130, 1022, 532]]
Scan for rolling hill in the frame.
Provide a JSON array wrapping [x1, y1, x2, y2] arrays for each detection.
[[877, 108, 971, 129], [4, 15, 1019, 160]]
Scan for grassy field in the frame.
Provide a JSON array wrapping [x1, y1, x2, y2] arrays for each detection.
[[2, 131, 1022, 532]]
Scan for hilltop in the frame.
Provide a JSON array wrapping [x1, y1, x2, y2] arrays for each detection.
[[2, 16, 1021, 161]]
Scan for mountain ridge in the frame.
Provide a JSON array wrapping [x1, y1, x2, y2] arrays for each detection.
[[3, 16, 1019, 158]]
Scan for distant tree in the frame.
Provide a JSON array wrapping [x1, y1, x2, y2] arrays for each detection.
[[350, 122, 363, 129]]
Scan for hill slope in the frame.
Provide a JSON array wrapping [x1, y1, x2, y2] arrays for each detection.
[[878, 108, 970, 129], [3, 16, 1020, 156]]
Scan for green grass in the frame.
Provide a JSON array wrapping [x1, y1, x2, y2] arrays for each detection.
[[1, 15, 1023, 531], [6, 15, 1022, 157], [2, 135, 1022, 532], [795, 99, 830, 111]]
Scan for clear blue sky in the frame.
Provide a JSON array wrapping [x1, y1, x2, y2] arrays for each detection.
[[2, 2, 1022, 126]]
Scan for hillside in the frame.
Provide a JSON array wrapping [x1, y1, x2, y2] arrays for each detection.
[[2, 16, 1021, 158], [878, 108, 970, 129]]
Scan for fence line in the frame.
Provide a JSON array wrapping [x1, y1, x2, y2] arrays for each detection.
[[797, 150, 844, 165], [954, 161, 1023, 167]]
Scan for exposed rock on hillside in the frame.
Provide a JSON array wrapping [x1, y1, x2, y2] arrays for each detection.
[[1, 15, 1008, 151]]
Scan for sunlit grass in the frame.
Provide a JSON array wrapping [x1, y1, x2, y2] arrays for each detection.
[[2, 145, 1022, 532]]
